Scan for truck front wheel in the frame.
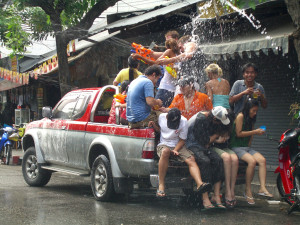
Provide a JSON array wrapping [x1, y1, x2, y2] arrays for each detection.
[[22, 147, 52, 186], [91, 155, 114, 201]]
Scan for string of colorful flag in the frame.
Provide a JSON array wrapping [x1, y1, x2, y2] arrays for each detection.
[[0, 39, 76, 86]]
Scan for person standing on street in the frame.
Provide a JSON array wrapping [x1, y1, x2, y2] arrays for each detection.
[[229, 63, 267, 115]]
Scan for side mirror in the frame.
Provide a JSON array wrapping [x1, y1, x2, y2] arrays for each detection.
[[42, 106, 53, 118]]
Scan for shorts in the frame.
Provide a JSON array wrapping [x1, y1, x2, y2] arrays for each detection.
[[212, 147, 236, 157], [128, 110, 158, 129], [157, 144, 194, 162], [155, 89, 174, 107], [232, 147, 258, 159]]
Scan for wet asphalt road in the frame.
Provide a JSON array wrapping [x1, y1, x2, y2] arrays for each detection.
[[0, 164, 299, 225]]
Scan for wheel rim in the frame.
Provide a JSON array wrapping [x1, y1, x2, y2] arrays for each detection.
[[94, 162, 108, 197], [25, 154, 39, 179]]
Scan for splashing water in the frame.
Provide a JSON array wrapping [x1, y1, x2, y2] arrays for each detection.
[[221, 0, 267, 34]]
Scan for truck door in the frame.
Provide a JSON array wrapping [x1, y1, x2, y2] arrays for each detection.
[[41, 92, 81, 163], [64, 92, 91, 169]]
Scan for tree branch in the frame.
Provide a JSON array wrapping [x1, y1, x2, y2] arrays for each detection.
[[74, 0, 119, 31]]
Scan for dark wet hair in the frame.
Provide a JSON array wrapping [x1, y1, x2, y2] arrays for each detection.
[[242, 63, 258, 74], [242, 99, 259, 130], [144, 65, 162, 77], [128, 56, 139, 82], [120, 80, 130, 93]]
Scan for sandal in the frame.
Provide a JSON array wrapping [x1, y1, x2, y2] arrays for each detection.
[[244, 193, 255, 205], [257, 191, 273, 198], [201, 204, 215, 211], [215, 203, 226, 209], [197, 182, 212, 194], [225, 199, 234, 208], [231, 199, 237, 206], [156, 190, 166, 198]]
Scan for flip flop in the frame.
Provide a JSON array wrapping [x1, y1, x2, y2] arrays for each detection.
[[197, 182, 212, 194], [201, 204, 215, 211], [244, 193, 255, 205], [215, 203, 226, 209], [231, 199, 237, 206], [225, 199, 234, 208], [257, 192, 273, 198], [156, 190, 166, 198]]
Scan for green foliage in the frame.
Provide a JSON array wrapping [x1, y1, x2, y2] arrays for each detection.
[[2, 5, 31, 58], [0, 0, 108, 57], [289, 103, 300, 122], [227, 0, 269, 9]]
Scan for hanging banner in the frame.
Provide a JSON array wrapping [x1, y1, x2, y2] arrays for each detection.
[[53, 56, 57, 68], [43, 62, 47, 74], [71, 40, 76, 52], [4, 69, 7, 79], [19, 73, 22, 84], [48, 59, 52, 71], [0, 67, 3, 78], [8, 70, 12, 81], [25, 73, 29, 84], [67, 43, 70, 56]]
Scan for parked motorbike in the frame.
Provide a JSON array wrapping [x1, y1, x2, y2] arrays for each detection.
[[0, 126, 19, 165], [275, 118, 300, 214]]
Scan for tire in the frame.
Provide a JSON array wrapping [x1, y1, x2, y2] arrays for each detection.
[[277, 173, 293, 205], [5, 145, 12, 165], [22, 147, 52, 186], [91, 155, 114, 201]]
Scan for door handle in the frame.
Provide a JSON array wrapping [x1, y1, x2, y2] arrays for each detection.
[[62, 126, 66, 130]]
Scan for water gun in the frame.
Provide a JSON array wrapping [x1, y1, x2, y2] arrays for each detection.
[[131, 43, 155, 62], [165, 56, 177, 79], [114, 94, 127, 104]]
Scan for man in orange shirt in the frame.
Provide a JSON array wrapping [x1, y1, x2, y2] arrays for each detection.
[[163, 76, 212, 119]]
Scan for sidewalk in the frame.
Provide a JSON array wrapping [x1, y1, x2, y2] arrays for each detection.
[[10, 148, 24, 165], [234, 169, 280, 200]]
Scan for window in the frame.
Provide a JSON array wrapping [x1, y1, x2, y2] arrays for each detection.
[[95, 89, 115, 116], [52, 92, 91, 120]]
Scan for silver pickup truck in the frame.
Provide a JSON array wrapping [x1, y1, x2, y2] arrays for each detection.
[[22, 85, 158, 201]]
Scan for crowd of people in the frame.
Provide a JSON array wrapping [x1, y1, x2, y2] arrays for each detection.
[[108, 30, 273, 210]]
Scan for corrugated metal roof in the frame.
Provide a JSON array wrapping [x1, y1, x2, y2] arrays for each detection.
[[90, 0, 204, 34]]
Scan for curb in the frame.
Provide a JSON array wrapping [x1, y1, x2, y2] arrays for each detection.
[[2, 156, 22, 165]]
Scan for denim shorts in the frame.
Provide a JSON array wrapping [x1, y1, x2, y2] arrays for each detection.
[[232, 147, 258, 159]]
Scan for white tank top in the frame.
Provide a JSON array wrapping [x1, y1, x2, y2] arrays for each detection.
[[158, 65, 177, 92]]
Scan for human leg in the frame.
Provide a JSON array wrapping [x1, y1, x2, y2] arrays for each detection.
[[189, 147, 212, 183], [211, 181, 226, 208], [229, 153, 239, 202], [252, 152, 273, 197], [184, 156, 212, 193], [157, 146, 171, 196], [220, 151, 233, 201], [240, 152, 257, 204]]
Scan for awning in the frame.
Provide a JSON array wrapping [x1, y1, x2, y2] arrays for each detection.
[[18, 30, 120, 74], [0, 79, 23, 91], [199, 17, 295, 60]]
